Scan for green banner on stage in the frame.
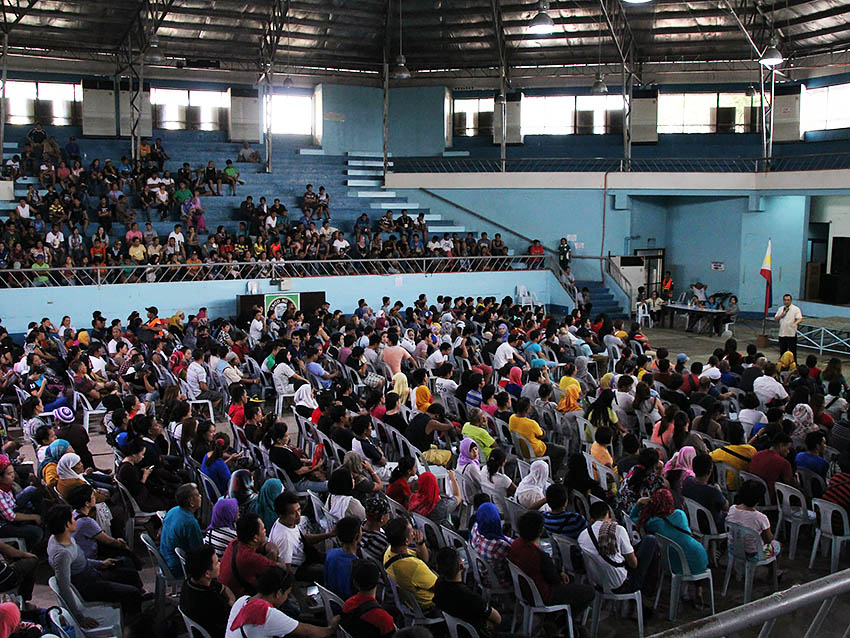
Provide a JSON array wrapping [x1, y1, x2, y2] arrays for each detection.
[[264, 293, 300, 317]]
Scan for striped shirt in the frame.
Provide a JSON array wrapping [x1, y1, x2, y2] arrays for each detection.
[[360, 528, 388, 563], [205, 527, 237, 557], [543, 510, 588, 539], [824, 472, 850, 512]]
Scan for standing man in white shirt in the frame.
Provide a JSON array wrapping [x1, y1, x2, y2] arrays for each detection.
[[774, 294, 803, 358]]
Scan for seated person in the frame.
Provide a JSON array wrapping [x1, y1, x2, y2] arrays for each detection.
[[509, 397, 566, 470], [578, 501, 658, 597], [219, 512, 280, 598], [180, 544, 236, 638], [324, 516, 362, 600], [268, 491, 334, 583], [682, 453, 729, 530], [542, 483, 588, 539], [747, 433, 794, 502], [509, 511, 595, 633], [434, 547, 501, 638], [710, 421, 757, 491], [360, 494, 390, 563], [382, 516, 437, 611], [341, 560, 395, 638], [160, 483, 204, 576], [469, 502, 512, 590], [795, 430, 829, 479], [726, 480, 779, 559]]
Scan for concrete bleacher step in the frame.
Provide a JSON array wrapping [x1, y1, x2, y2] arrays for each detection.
[[297, 149, 325, 155], [345, 169, 383, 176], [369, 201, 419, 209], [346, 179, 383, 187], [347, 151, 390, 158], [347, 191, 396, 198], [442, 150, 470, 157], [346, 160, 392, 168], [429, 225, 465, 233], [0, 201, 16, 210], [3, 142, 17, 150]]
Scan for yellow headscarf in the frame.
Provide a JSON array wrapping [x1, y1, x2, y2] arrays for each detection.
[[600, 372, 614, 390], [392, 372, 410, 403], [777, 351, 796, 373], [557, 383, 582, 413], [77, 330, 90, 346], [167, 311, 185, 328]]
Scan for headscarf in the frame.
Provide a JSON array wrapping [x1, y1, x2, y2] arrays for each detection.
[[663, 446, 697, 478], [515, 460, 549, 504], [167, 312, 184, 328], [475, 502, 509, 541], [228, 469, 256, 508], [792, 403, 816, 439], [294, 384, 318, 410], [508, 367, 523, 386], [40, 439, 70, 473], [56, 453, 83, 480], [392, 372, 410, 403], [600, 373, 614, 391], [557, 383, 582, 413], [778, 351, 797, 373], [498, 323, 509, 342], [208, 497, 239, 531], [0, 456, 12, 493], [636, 488, 675, 531], [408, 471, 440, 516], [0, 602, 20, 638], [457, 438, 480, 469], [249, 478, 283, 531]]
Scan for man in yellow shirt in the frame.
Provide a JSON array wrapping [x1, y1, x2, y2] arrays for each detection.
[[509, 397, 566, 471], [383, 517, 436, 609], [709, 422, 756, 490]]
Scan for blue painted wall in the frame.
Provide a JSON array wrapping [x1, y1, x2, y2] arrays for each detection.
[[629, 196, 668, 253], [0, 269, 571, 334], [320, 84, 384, 155], [389, 87, 447, 156]]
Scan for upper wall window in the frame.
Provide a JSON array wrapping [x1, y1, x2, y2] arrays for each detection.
[[804, 83, 850, 132], [151, 88, 230, 130], [3, 81, 81, 126], [658, 92, 760, 133], [270, 94, 312, 135], [520, 94, 624, 135], [453, 98, 494, 137]]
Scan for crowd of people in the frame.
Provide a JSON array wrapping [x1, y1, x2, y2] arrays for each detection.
[[0, 128, 531, 287], [0, 285, 843, 637]]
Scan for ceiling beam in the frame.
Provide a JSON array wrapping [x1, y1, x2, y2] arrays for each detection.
[[1, 0, 40, 35], [259, 0, 291, 82]]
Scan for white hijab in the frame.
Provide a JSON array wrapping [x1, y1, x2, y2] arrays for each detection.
[[294, 384, 318, 410], [56, 453, 84, 480], [327, 494, 353, 521], [515, 460, 549, 508]]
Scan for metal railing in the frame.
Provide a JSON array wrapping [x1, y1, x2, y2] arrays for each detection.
[[392, 151, 850, 174], [649, 568, 850, 638], [604, 256, 634, 304], [0, 254, 551, 288]]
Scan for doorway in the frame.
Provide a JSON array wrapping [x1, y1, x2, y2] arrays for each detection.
[[634, 248, 665, 296]]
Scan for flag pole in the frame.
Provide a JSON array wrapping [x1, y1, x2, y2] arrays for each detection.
[[758, 237, 771, 348]]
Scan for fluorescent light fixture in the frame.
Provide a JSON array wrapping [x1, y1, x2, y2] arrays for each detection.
[[622, 0, 654, 4], [760, 45, 783, 67], [591, 72, 608, 94], [528, 1, 556, 35]]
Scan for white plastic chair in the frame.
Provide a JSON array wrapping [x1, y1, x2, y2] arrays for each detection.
[[114, 479, 158, 550], [508, 560, 577, 637], [654, 535, 715, 621], [140, 532, 183, 615], [47, 578, 123, 638], [809, 497, 850, 574], [683, 497, 727, 562], [721, 521, 778, 603], [72, 391, 107, 434], [636, 302, 653, 328], [774, 482, 815, 560], [315, 582, 345, 625], [581, 550, 645, 638], [443, 611, 481, 638], [178, 605, 213, 638], [739, 471, 778, 513], [411, 511, 446, 551], [174, 546, 190, 580]]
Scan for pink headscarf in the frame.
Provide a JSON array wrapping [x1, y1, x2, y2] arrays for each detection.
[[509, 367, 523, 386], [663, 446, 697, 478]]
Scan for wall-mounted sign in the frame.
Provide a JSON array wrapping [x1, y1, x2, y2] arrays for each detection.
[[711, 261, 725, 271]]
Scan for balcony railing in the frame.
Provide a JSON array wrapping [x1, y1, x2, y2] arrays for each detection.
[[391, 152, 850, 174], [1, 254, 552, 289]]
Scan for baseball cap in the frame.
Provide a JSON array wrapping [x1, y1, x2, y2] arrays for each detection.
[[676, 353, 690, 363], [145, 306, 158, 315]]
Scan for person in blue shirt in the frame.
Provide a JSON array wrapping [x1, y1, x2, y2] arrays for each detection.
[[305, 348, 338, 389], [795, 430, 829, 478], [160, 483, 204, 575], [64, 136, 81, 162], [324, 515, 362, 600], [200, 436, 232, 497]]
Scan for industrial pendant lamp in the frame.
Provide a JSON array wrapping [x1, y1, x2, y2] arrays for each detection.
[[759, 41, 783, 67], [591, 72, 608, 94], [528, 1, 556, 35], [746, 85, 757, 97], [283, 77, 294, 89], [622, 0, 654, 4], [146, 34, 163, 63], [392, 0, 412, 79]]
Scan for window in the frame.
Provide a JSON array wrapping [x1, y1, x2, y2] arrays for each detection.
[[718, 92, 761, 133], [5, 81, 36, 125], [576, 94, 624, 134], [37, 83, 80, 126], [521, 95, 575, 135], [150, 88, 189, 130], [1, 82, 81, 126], [270, 94, 312, 135], [802, 82, 850, 132], [189, 90, 229, 131], [453, 98, 494, 136], [658, 93, 716, 133]]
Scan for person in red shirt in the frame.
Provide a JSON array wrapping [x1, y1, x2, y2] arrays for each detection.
[[747, 433, 794, 501], [218, 512, 279, 598], [508, 511, 595, 630], [228, 384, 247, 428], [680, 361, 703, 396], [340, 560, 395, 638]]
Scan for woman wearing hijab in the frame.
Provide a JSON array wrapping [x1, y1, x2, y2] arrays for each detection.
[[663, 446, 697, 479], [456, 438, 482, 491], [515, 460, 550, 509], [326, 468, 366, 521], [392, 372, 410, 405], [557, 383, 582, 414], [249, 478, 283, 532], [617, 448, 665, 512], [505, 367, 523, 400], [574, 356, 598, 394], [565, 453, 607, 501], [205, 497, 239, 557], [777, 351, 797, 374], [791, 403, 817, 447], [293, 384, 318, 420], [40, 438, 71, 488], [408, 470, 461, 526], [227, 469, 258, 515], [469, 502, 512, 588], [631, 489, 708, 594], [57, 453, 109, 502]]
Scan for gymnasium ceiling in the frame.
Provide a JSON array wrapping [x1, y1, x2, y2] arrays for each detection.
[[2, 0, 850, 81]]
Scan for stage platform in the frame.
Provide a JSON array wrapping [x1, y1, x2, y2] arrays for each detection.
[[784, 316, 850, 355]]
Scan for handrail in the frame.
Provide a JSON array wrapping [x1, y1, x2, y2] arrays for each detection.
[[604, 256, 634, 306], [648, 568, 850, 638]]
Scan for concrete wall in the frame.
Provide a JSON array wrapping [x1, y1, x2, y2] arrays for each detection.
[[810, 195, 850, 273], [388, 86, 447, 156], [319, 84, 384, 155], [0, 269, 572, 334]]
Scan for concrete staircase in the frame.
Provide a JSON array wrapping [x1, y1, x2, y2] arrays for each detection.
[[577, 280, 628, 318]]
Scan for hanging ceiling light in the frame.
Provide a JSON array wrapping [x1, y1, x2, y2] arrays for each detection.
[[622, 0, 654, 4], [145, 33, 162, 63], [591, 72, 608, 94], [392, 54, 411, 79], [528, 1, 556, 35], [283, 76, 294, 89], [746, 85, 757, 97], [759, 43, 783, 66]]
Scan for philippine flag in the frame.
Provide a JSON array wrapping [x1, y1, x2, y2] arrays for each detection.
[[760, 240, 772, 316]]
